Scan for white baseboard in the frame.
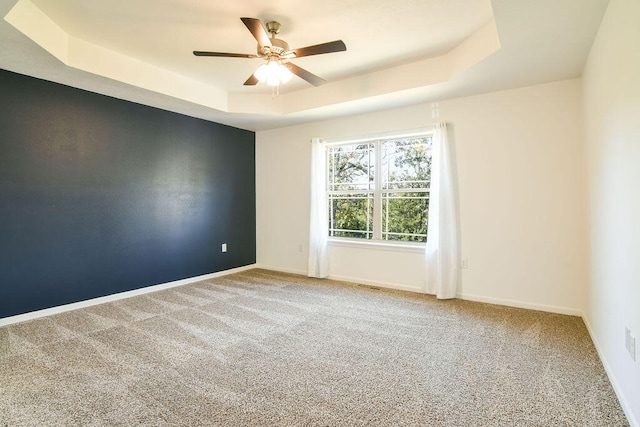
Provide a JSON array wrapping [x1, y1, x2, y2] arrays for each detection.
[[582, 315, 639, 427], [323, 280, 582, 316], [457, 292, 583, 316], [254, 264, 423, 293], [0, 264, 258, 327], [255, 265, 584, 316]]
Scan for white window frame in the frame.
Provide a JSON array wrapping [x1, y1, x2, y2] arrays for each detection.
[[325, 128, 433, 249]]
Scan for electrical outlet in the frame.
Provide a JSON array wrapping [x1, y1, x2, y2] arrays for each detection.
[[461, 259, 468, 269], [625, 327, 630, 352], [625, 327, 636, 361], [221, 243, 227, 253], [298, 244, 303, 253]]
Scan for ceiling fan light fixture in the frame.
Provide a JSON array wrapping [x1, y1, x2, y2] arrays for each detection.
[[266, 60, 280, 86], [254, 59, 292, 87], [278, 63, 293, 83], [254, 63, 268, 83]]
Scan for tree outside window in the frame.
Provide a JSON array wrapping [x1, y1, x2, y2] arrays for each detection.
[[327, 135, 432, 243]]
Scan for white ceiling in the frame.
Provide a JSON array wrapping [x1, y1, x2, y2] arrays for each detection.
[[0, 0, 609, 131]]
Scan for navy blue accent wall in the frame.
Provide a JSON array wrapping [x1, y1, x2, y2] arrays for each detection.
[[0, 69, 256, 318]]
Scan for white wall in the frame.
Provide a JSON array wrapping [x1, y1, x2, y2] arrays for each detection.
[[582, 0, 640, 424], [257, 78, 586, 315]]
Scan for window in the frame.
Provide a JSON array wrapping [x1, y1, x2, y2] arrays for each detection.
[[327, 133, 432, 243]]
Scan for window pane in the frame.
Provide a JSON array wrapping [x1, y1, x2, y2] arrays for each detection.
[[382, 137, 432, 190], [328, 193, 374, 239], [328, 143, 375, 191], [382, 192, 429, 242]]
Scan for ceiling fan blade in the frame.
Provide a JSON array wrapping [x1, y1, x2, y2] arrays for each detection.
[[284, 63, 326, 87], [194, 51, 258, 58], [244, 74, 259, 86], [240, 17, 272, 48], [290, 40, 346, 58]]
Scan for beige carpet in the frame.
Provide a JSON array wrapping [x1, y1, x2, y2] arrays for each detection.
[[0, 269, 629, 426]]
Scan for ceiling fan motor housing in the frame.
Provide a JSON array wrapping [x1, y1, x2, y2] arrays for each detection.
[[266, 38, 290, 56], [256, 21, 289, 57]]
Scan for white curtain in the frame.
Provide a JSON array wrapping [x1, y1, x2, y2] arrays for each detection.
[[424, 122, 460, 299], [308, 138, 329, 278]]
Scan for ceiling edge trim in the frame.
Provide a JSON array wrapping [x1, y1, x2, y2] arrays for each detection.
[[5, 1, 501, 120]]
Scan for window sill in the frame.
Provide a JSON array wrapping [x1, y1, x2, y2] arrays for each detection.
[[328, 238, 425, 254]]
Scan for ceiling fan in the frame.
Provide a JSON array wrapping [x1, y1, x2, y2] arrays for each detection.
[[194, 17, 346, 87]]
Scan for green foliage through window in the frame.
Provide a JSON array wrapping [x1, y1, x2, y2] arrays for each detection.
[[327, 135, 432, 242]]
